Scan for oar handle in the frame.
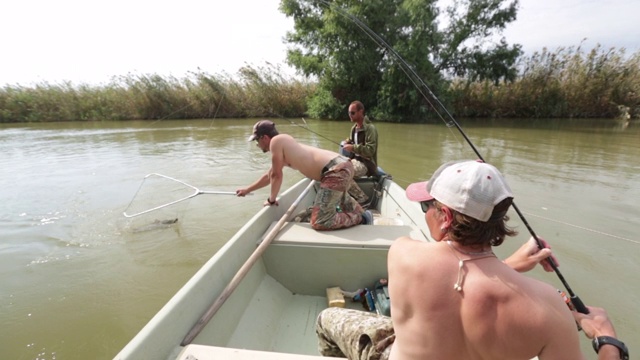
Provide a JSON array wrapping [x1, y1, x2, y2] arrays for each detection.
[[181, 180, 316, 346]]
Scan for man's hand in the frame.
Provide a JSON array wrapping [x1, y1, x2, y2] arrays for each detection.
[[343, 143, 355, 153], [503, 236, 558, 273], [264, 197, 279, 207], [572, 306, 617, 339], [236, 188, 250, 197]]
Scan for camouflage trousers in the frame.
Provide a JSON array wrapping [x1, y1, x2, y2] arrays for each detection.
[[311, 157, 364, 230], [348, 160, 369, 205], [351, 158, 369, 178], [316, 308, 395, 360]]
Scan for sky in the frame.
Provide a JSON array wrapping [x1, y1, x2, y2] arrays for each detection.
[[1, 0, 639, 87]]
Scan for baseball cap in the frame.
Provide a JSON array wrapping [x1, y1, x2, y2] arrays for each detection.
[[247, 120, 276, 141], [405, 160, 513, 222]]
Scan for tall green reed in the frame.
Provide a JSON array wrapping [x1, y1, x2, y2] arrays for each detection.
[[0, 64, 314, 123], [1, 45, 638, 123], [449, 45, 640, 119]]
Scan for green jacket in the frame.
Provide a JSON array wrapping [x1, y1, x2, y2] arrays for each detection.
[[349, 116, 378, 165]]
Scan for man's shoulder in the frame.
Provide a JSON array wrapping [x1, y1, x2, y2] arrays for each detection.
[[363, 121, 378, 134], [390, 237, 439, 259], [272, 133, 296, 146], [274, 133, 294, 140]]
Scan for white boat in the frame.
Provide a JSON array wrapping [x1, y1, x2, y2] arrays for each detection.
[[114, 175, 430, 360]]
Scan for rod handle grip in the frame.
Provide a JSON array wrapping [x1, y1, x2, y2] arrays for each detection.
[[571, 295, 589, 314]]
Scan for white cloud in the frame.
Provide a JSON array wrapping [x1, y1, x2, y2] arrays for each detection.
[[1, 0, 294, 86], [1, 0, 638, 86], [504, 0, 640, 54]]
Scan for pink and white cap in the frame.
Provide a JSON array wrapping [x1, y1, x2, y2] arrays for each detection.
[[405, 160, 513, 222]]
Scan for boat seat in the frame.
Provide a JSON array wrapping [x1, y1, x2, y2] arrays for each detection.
[[177, 345, 346, 359], [268, 222, 419, 249]]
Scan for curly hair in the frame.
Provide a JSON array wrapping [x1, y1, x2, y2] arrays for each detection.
[[436, 197, 518, 247]]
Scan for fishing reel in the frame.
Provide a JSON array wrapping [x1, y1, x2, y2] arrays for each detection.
[[558, 289, 583, 331], [339, 140, 355, 158]]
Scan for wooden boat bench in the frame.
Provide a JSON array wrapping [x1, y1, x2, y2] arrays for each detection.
[[267, 222, 421, 249]]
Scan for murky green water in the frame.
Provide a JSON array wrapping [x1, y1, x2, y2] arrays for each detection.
[[1, 118, 638, 359]]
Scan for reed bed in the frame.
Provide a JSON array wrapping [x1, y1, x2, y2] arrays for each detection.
[[450, 45, 640, 119], [1, 46, 639, 123], [0, 64, 314, 123]]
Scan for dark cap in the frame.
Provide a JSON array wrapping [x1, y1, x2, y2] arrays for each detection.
[[248, 120, 277, 141]]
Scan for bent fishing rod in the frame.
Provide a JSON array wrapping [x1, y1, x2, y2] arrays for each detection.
[[316, 0, 588, 314]]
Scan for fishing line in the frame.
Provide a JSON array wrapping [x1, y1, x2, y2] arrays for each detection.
[[522, 211, 639, 245], [299, 117, 342, 146], [266, 104, 342, 146], [205, 92, 226, 133], [147, 103, 194, 126], [316, 0, 589, 313]]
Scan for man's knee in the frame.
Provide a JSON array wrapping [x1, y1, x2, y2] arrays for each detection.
[[316, 307, 345, 333]]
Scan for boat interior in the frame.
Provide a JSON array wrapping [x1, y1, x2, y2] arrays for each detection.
[[175, 177, 429, 359], [116, 176, 431, 360]]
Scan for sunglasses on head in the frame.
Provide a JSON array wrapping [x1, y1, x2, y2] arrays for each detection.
[[420, 199, 435, 213]]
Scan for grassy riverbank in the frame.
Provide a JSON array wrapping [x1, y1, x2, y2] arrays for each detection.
[[1, 46, 639, 123]]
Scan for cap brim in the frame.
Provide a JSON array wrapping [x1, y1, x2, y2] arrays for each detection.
[[405, 181, 434, 202], [247, 134, 257, 141]]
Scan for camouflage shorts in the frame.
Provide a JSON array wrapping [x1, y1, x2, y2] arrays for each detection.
[[351, 159, 369, 178], [311, 157, 364, 230], [316, 307, 394, 360]]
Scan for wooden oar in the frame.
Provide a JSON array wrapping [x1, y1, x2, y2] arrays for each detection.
[[181, 180, 316, 346]]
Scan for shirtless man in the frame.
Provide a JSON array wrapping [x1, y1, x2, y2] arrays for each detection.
[[316, 160, 627, 359], [236, 120, 372, 230]]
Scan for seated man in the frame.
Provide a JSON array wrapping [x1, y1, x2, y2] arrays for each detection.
[[341, 100, 379, 204], [316, 160, 627, 359]]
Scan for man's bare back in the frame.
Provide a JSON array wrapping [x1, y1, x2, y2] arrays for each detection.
[[270, 134, 340, 180], [388, 237, 582, 360]]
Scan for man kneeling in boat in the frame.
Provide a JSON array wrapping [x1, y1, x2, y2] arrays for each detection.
[[316, 160, 626, 360], [236, 120, 373, 230]]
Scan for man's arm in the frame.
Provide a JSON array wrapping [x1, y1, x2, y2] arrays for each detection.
[[573, 307, 627, 360], [267, 136, 286, 204], [236, 171, 270, 197]]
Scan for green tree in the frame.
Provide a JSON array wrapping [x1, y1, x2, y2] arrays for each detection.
[[280, 0, 522, 122]]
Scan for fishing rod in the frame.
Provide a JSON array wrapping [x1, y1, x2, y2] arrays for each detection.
[[316, 0, 589, 314], [296, 117, 341, 146], [266, 104, 342, 146]]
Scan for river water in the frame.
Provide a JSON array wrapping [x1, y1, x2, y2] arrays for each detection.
[[1, 118, 638, 359]]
